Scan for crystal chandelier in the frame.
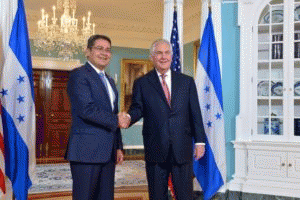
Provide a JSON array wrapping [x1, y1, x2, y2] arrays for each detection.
[[34, 0, 95, 60]]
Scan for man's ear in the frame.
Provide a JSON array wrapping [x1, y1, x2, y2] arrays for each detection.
[[149, 55, 153, 62]]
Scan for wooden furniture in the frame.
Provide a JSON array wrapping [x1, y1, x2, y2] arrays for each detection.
[[34, 69, 71, 164], [229, 0, 300, 198]]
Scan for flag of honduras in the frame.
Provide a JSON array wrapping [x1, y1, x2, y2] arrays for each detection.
[[194, 10, 226, 200], [0, 0, 36, 199]]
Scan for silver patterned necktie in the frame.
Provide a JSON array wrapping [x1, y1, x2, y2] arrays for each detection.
[[99, 72, 109, 94], [99, 72, 115, 110]]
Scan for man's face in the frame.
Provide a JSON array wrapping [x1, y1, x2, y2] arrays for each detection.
[[151, 42, 172, 73], [86, 39, 112, 70]]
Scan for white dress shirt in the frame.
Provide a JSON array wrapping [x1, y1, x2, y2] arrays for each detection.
[[156, 69, 172, 97], [88, 61, 116, 110]]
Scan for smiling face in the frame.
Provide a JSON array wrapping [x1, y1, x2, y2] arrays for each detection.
[[150, 41, 172, 74], [86, 38, 112, 70]]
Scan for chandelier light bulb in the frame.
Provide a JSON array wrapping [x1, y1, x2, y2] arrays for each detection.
[[87, 11, 91, 25], [52, 6, 56, 19], [41, 9, 45, 20], [83, 17, 86, 29], [45, 14, 49, 26]]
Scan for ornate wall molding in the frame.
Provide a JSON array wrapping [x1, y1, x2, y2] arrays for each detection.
[[32, 56, 81, 71]]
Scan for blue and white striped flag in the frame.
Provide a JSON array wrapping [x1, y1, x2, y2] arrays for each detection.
[[194, 10, 226, 200], [0, 0, 36, 199], [170, 9, 181, 72]]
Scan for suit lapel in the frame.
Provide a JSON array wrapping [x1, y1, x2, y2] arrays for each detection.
[[171, 71, 180, 108], [85, 63, 112, 111], [147, 69, 171, 108]]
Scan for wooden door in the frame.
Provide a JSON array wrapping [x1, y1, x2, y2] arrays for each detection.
[[34, 69, 71, 163]]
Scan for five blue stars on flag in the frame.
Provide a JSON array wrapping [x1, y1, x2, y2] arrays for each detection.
[[1, 74, 27, 123], [204, 84, 223, 128]]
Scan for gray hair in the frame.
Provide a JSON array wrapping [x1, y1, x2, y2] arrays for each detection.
[[149, 39, 173, 56]]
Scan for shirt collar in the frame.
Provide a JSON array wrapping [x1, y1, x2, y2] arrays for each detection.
[[155, 68, 171, 77], [88, 61, 105, 75]]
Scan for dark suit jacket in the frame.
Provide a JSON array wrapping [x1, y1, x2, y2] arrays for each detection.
[[65, 62, 122, 163], [128, 69, 205, 164]]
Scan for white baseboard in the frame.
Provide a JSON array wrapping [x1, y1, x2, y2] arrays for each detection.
[[229, 178, 300, 198]]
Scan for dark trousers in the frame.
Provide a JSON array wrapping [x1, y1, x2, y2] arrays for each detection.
[[70, 159, 115, 200], [145, 145, 193, 200]]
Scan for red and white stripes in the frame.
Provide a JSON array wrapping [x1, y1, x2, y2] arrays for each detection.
[[0, 102, 6, 194]]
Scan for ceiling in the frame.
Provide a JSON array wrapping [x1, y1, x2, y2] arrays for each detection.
[[24, 0, 202, 49]]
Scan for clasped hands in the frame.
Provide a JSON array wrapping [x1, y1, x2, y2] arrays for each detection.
[[118, 112, 131, 128]]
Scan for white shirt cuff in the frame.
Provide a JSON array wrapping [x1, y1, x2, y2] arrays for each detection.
[[195, 143, 205, 145]]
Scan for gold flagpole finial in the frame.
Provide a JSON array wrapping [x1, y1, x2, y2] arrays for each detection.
[[174, 0, 177, 10], [208, 0, 212, 12]]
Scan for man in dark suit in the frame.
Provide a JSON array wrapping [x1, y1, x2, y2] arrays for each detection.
[[65, 35, 128, 200], [127, 39, 206, 200]]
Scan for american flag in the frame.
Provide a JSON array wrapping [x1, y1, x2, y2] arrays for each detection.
[[168, 8, 182, 199], [0, 0, 36, 199], [0, 105, 5, 194], [170, 9, 181, 72]]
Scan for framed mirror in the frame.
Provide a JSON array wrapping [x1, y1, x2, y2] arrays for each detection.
[[120, 59, 153, 112]]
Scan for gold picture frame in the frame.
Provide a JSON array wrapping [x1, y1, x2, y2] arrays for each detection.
[[193, 39, 200, 78], [120, 59, 153, 112]]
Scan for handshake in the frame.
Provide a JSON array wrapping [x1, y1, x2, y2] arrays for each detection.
[[118, 112, 131, 129]]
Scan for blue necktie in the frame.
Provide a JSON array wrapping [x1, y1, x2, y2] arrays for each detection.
[[99, 72, 109, 94], [99, 72, 115, 109]]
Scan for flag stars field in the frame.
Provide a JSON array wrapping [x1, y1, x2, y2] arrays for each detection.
[[17, 75, 25, 83], [207, 121, 212, 128], [0, 89, 8, 97], [17, 95, 25, 103], [17, 115, 25, 123], [205, 104, 211, 110], [170, 10, 181, 72], [204, 86, 210, 92]]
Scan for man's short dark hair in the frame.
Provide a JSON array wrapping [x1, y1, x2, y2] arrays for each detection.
[[87, 35, 112, 49]]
